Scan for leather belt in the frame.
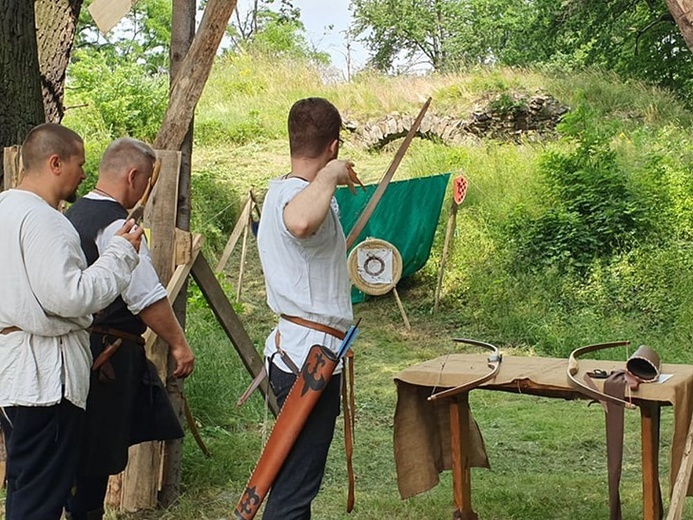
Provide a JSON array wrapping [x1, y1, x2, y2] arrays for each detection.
[[279, 314, 346, 340], [0, 326, 22, 335], [89, 325, 145, 346]]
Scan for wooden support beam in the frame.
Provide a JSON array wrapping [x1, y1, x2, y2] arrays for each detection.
[[191, 253, 279, 416], [3, 146, 21, 191], [153, 0, 237, 151], [215, 197, 252, 273], [116, 150, 181, 512]]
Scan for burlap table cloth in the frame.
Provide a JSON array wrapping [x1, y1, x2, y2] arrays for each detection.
[[394, 353, 693, 499]]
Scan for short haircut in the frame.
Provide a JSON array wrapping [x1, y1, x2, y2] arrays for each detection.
[[288, 98, 342, 159], [21, 123, 83, 171], [99, 137, 156, 177]]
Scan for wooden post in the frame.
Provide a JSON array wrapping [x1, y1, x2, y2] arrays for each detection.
[[667, 408, 693, 520], [111, 150, 181, 512], [3, 146, 21, 192], [160, 0, 196, 507], [215, 196, 252, 273], [434, 175, 467, 313], [236, 206, 251, 302], [153, 0, 237, 152]]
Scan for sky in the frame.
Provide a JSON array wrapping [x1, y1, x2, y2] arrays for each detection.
[[236, 0, 369, 78]]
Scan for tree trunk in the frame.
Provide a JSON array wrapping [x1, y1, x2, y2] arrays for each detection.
[[34, 0, 84, 123], [665, 0, 693, 53], [0, 0, 45, 181]]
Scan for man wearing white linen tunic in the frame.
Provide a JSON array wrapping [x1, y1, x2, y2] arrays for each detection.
[[0, 123, 144, 520]]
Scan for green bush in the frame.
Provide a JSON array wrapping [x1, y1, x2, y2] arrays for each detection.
[[65, 49, 168, 142], [505, 106, 652, 272], [190, 168, 242, 256]]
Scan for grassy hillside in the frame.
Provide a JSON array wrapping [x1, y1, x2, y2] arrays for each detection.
[[57, 53, 693, 519]]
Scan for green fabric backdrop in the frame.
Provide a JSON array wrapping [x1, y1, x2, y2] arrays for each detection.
[[335, 173, 451, 302]]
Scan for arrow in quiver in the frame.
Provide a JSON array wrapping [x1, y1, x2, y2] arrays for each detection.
[[234, 344, 339, 520]]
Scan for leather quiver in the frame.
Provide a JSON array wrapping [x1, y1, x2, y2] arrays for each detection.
[[234, 344, 338, 520]]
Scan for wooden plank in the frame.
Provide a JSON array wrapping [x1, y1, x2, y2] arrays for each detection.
[[191, 253, 279, 416], [3, 146, 21, 191], [120, 150, 181, 511], [667, 408, 693, 520], [215, 196, 252, 273], [641, 402, 663, 520], [142, 233, 203, 350], [153, 0, 237, 151], [88, 0, 138, 35], [174, 228, 193, 267]]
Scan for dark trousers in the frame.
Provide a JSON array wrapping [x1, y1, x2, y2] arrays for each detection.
[[262, 364, 341, 520], [64, 474, 108, 519], [0, 401, 84, 520]]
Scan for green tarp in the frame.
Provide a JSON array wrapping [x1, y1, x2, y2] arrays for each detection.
[[335, 173, 451, 303]]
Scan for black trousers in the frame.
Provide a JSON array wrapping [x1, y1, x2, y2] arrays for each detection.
[[0, 401, 84, 520], [262, 363, 341, 520]]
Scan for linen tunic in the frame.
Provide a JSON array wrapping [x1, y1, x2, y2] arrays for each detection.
[[257, 177, 353, 373], [0, 190, 139, 409]]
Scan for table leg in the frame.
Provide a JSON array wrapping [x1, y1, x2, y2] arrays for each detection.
[[450, 393, 478, 520], [640, 401, 662, 520]]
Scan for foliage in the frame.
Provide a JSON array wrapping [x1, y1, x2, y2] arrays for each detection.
[[190, 166, 242, 257], [504, 104, 653, 272], [227, 0, 329, 66], [65, 48, 168, 142], [75, 0, 172, 73], [350, 0, 693, 106]]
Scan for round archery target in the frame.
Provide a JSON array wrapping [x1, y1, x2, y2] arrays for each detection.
[[347, 238, 403, 296]]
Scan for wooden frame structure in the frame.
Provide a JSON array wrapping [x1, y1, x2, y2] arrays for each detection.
[[0, 145, 278, 511]]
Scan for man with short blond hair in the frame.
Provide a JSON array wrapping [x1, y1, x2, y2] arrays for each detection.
[[0, 123, 144, 520], [64, 137, 194, 520]]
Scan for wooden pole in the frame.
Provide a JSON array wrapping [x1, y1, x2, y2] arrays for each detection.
[[160, 0, 196, 507], [392, 287, 412, 331], [236, 204, 251, 302], [667, 410, 693, 519], [215, 197, 252, 273], [434, 200, 458, 313], [153, 0, 237, 151]]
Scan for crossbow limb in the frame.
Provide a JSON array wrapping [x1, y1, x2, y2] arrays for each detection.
[[428, 338, 502, 402], [567, 340, 637, 410]]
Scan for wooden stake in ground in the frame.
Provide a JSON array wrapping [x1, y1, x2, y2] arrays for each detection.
[[434, 174, 468, 313], [216, 197, 252, 274], [666, 410, 693, 520]]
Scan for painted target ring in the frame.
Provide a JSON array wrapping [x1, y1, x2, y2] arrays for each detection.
[[347, 238, 402, 296]]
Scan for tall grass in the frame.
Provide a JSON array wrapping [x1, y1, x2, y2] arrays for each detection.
[[53, 52, 693, 519]]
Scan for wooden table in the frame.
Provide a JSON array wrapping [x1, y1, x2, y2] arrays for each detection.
[[394, 354, 693, 520]]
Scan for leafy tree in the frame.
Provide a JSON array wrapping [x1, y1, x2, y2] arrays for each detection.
[[350, 0, 532, 72], [228, 0, 328, 64], [75, 0, 172, 73]]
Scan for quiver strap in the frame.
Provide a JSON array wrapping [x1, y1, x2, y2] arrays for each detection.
[[604, 372, 627, 520], [234, 344, 338, 520]]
